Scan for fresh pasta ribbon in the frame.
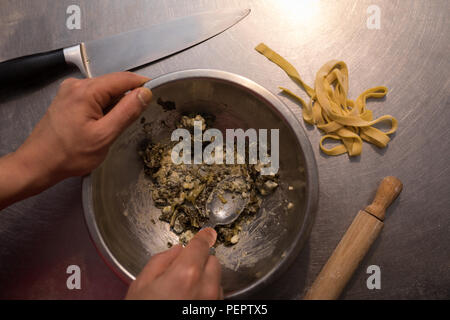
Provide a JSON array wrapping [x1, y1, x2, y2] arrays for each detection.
[[255, 43, 398, 156]]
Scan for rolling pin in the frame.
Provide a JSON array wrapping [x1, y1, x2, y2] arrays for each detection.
[[304, 176, 403, 300]]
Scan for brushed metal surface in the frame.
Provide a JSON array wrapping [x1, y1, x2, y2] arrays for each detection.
[[84, 9, 250, 77], [0, 0, 449, 299]]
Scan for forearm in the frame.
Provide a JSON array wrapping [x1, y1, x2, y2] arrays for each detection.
[[0, 148, 59, 210]]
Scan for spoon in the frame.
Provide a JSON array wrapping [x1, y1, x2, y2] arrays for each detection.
[[202, 177, 249, 229]]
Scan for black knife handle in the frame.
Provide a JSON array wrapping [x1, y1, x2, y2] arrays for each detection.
[[0, 48, 68, 88]]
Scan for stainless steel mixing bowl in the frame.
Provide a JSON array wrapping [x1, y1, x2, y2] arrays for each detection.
[[82, 69, 318, 298]]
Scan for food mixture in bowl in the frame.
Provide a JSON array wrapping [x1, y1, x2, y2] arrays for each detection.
[[138, 114, 279, 246]]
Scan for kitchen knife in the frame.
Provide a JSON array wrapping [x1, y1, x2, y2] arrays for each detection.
[[0, 9, 250, 86]]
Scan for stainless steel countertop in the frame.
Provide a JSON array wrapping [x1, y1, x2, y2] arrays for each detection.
[[0, 0, 449, 299]]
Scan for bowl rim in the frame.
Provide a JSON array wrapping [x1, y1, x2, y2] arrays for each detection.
[[82, 68, 319, 299]]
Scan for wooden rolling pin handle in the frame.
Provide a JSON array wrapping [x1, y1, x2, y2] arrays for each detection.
[[303, 176, 403, 300], [364, 176, 403, 221]]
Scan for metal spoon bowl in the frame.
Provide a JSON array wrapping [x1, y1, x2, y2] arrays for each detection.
[[203, 177, 250, 229]]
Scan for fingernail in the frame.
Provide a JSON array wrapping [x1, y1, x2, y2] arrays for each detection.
[[137, 87, 152, 107], [204, 227, 217, 247]]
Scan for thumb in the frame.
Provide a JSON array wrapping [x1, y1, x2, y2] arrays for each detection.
[[99, 86, 153, 141], [194, 227, 217, 248]]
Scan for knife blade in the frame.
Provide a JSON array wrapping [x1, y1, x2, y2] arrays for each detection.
[[0, 9, 250, 87]]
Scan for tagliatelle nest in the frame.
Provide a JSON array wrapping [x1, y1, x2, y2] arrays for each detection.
[[255, 43, 398, 156]]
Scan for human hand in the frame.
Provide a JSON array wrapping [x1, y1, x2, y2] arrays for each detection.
[[125, 228, 223, 300], [16, 72, 152, 186]]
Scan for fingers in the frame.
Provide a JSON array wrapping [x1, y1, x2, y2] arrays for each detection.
[[127, 229, 223, 300], [139, 245, 183, 282], [98, 86, 153, 142], [168, 228, 217, 277], [198, 255, 222, 299], [88, 72, 150, 107], [126, 245, 182, 300]]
